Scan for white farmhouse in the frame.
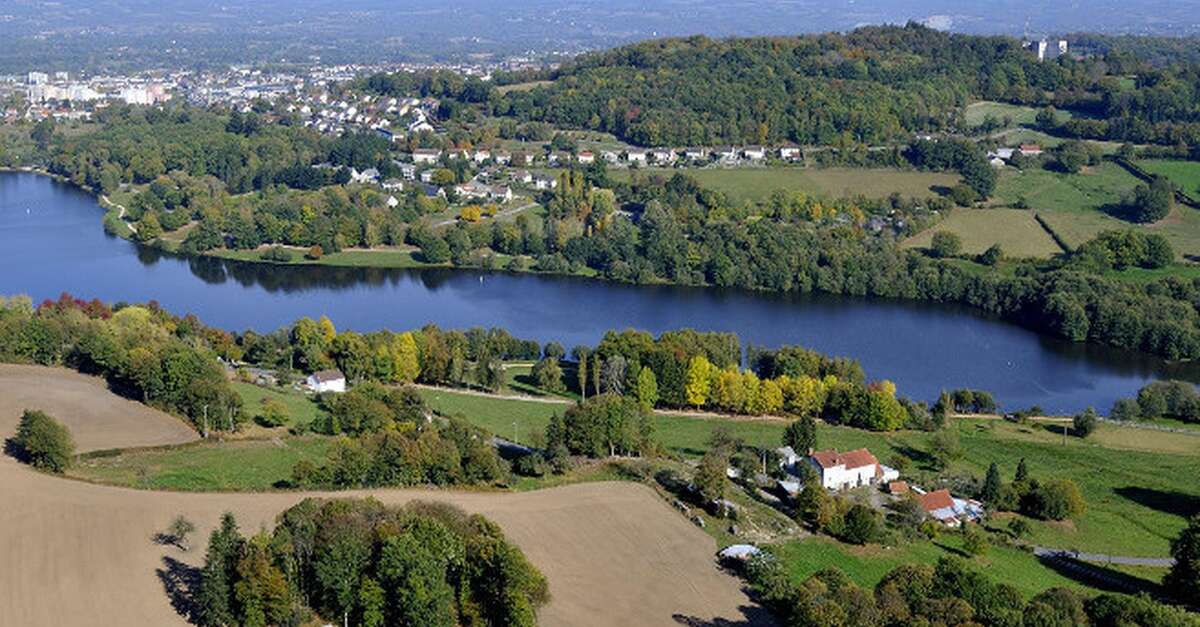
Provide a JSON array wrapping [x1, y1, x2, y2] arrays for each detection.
[[412, 149, 442, 164], [809, 448, 898, 491], [306, 369, 346, 393]]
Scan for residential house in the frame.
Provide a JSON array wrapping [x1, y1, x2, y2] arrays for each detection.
[[650, 148, 676, 164], [350, 168, 380, 184], [714, 146, 739, 162], [494, 151, 512, 165], [473, 149, 491, 164], [779, 146, 802, 161], [743, 146, 767, 161], [398, 163, 417, 180], [1018, 144, 1044, 156], [600, 150, 621, 163], [533, 175, 559, 190], [420, 170, 437, 183], [455, 181, 492, 200], [382, 179, 405, 192], [917, 489, 985, 527], [306, 369, 346, 393], [684, 147, 709, 161], [412, 149, 441, 164], [775, 445, 802, 474], [511, 170, 533, 184], [625, 149, 648, 164], [386, 195, 400, 208], [420, 183, 446, 199], [808, 448, 899, 491], [577, 150, 595, 164]]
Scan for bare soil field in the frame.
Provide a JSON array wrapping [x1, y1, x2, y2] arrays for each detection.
[[0, 367, 766, 627], [0, 363, 198, 452]]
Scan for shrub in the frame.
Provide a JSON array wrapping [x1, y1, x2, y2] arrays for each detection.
[[1072, 407, 1098, 438], [255, 398, 288, 428], [261, 246, 294, 262], [513, 452, 549, 477], [841, 504, 880, 545], [304, 244, 323, 260], [12, 409, 75, 472]]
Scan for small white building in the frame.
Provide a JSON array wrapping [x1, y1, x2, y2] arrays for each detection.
[[650, 148, 676, 164], [577, 151, 595, 164], [600, 150, 621, 163], [743, 146, 767, 161], [306, 370, 346, 393], [779, 146, 802, 161], [625, 150, 648, 164], [809, 448, 898, 491], [684, 147, 709, 161], [412, 149, 441, 164]]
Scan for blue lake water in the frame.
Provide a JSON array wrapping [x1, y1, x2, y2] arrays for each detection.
[[2, 171, 1195, 413]]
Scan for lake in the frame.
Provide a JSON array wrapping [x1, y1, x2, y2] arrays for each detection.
[[2, 171, 1196, 413]]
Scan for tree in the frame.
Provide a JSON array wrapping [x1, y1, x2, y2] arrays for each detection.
[[841, 504, 879, 545], [1072, 407, 1098, 438], [928, 429, 962, 470], [634, 366, 659, 411], [1164, 515, 1200, 606], [685, 355, 714, 407], [13, 409, 75, 472], [379, 533, 456, 627], [695, 449, 727, 507], [1110, 398, 1140, 421], [1015, 457, 1029, 482], [961, 522, 989, 556], [783, 415, 817, 453], [601, 354, 628, 394], [981, 462, 1002, 504], [930, 231, 962, 258], [977, 243, 1003, 266], [392, 332, 421, 383], [1128, 175, 1173, 223], [531, 357, 565, 393], [166, 515, 197, 551], [198, 513, 244, 627]]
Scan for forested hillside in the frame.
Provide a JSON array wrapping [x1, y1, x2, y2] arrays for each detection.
[[493, 24, 1200, 147], [494, 25, 1065, 146]]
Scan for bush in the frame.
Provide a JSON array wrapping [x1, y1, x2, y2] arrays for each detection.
[[949, 184, 979, 206], [255, 398, 289, 428], [261, 246, 294, 262], [1072, 407, 1098, 438], [12, 409, 75, 472], [304, 244, 323, 260], [513, 452, 549, 477], [1023, 479, 1086, 521]]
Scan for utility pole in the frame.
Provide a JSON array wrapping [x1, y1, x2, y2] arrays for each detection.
[[513, 421, 518, 445]]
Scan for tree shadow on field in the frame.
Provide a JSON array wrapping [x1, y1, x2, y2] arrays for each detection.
[[157, 555, 202, 624], [1035, 553, 1162, 596], [1114, 486, 1200, 519], [673, 602, 779, 626]]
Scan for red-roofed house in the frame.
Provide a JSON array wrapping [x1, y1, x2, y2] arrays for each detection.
[[808, 448, 899, 491], [918, 488, 985, 527]]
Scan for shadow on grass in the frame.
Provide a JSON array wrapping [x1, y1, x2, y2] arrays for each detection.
[[157, 555, 202, 624], [889, 444, 938, 471], [1114, 486, 1200, 519], [1036, 553, 1162, 596], [2, 437, 26, 463]]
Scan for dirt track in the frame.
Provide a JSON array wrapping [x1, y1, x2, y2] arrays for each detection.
[[0, 366, 769, 627]]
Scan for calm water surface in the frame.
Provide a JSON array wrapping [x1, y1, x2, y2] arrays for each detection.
[[2, 171, 1196, 413]]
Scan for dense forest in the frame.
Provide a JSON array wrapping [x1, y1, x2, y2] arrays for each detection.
[[485, 24, 1200, 148], [196, 499, 548, 627]]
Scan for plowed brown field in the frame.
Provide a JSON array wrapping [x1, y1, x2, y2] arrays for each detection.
[[0, 365, 769, 627]]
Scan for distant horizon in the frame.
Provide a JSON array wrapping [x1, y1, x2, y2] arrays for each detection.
[[2, 0, 1198, 74]]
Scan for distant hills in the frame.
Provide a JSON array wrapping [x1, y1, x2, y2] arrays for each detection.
[[1, 0, 1198, 73]]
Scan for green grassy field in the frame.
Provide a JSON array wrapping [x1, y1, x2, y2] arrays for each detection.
[[232, 382, 325, 428], [210, 246, 441, 269], [614, 167, 961, 205], [773, 534, 1135, 597], [903, 208, 1063, 258], [964, 101, 1073, 128], [1139, 159, 1200, 198], [70, 437, 332, 491]]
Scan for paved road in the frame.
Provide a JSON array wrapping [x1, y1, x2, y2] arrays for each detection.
[[1033, 546, 1175, 567]]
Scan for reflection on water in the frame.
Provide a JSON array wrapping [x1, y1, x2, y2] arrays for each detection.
[[2, 170, 1197, 413]]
